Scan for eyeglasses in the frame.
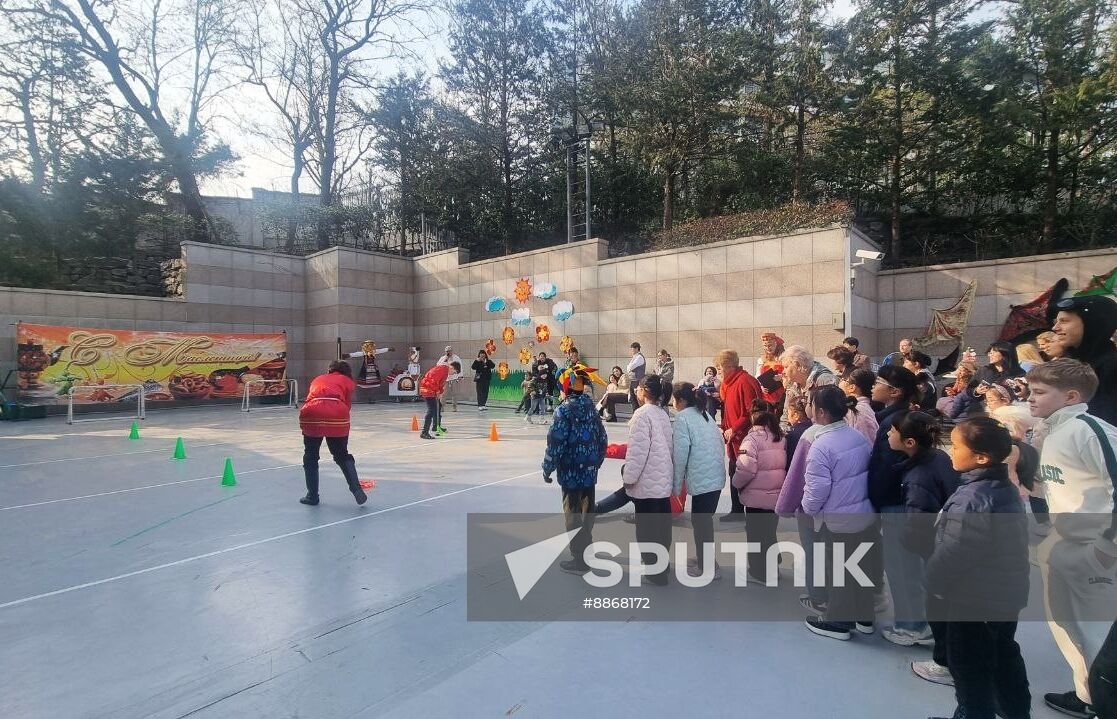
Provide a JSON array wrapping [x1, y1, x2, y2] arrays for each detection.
[[874, 378, 897, 391]]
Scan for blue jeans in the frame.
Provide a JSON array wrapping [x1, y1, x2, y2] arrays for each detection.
[[882, 505, 929, 632], [798, 514, 828, 604]]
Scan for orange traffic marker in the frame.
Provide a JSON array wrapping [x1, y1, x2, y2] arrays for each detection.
[[489, 422, 500, 442], [411, 415, 419, 432]]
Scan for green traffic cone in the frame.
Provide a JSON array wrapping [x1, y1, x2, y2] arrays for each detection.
[[172, 437, 186, 460], [128, 421, 140, 440], [221, 458, 237, 486]]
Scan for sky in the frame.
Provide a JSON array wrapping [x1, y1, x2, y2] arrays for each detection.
[[202, 0, 860, 198]]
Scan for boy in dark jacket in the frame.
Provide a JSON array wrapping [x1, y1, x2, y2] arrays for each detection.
[[543, 365, 609, 574], [926, 417, 1030, 719]]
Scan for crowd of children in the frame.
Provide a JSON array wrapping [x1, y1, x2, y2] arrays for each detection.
[[537, 298, 1117, 719], [292, 297, 1117, 719]]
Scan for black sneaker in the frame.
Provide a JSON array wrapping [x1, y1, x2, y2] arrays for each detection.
[[560, 559, 589, 575], [353, 488, 368, 506], [420, 432, 434, 439], [299, 495, 319, 506], [719, 512, 746, 523], [1044, 691, 1096, 718], [805, 617, 851, 641]]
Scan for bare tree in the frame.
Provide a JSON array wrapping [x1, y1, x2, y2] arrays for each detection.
[[236, 0, 325, 250], [287, 0, 427, 248], [5, 0, 239, 241], [0, 12, 107, 190]]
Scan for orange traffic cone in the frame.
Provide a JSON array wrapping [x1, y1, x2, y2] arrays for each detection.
[[411, 415, 419, 432], [489, 422, 500, 442]]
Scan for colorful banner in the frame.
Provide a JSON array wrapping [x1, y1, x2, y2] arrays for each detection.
[[16, 323, 287, 406]]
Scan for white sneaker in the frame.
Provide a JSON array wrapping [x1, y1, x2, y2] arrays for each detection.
[[883, 626, 934, 647], [911, 660, 954, 686], [479, 406, 487, 411]]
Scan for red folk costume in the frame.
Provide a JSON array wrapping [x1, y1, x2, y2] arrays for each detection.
[[720, 366, 763, 460], [299, 372, 355, 437], [755, 332, 785, 406], [419, 364, 451, 398]]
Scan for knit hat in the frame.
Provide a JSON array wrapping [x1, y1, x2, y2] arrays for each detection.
[[986, 382, 1013, 403]]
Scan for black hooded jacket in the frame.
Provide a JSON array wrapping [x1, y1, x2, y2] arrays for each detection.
[[1062, 296, 1117, 425]]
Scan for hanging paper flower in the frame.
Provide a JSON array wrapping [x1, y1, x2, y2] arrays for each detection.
[[514, 278, 533, 304], [484, 338, 497, 356], [502, 327, 515, 344], [519, 346, 532, 365], [533, 281, 558, 300], [497, 362, 510, 380], [559, 335, 575, 353], [535, 324, 551, 343], [552, 300, 575, 322], [485, 296, 507, 313], [511, 307, 532, 325]]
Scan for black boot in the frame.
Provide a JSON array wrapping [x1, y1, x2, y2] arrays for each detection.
[[337, 455, 367, 505], [301, 462, 320, 505]]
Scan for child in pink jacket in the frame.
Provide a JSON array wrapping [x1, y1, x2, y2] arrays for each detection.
[[732, 399, 787, 583]]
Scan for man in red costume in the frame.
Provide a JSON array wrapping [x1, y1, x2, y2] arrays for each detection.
[[755, 332, 785, 410], [717, 348, 763, 522]]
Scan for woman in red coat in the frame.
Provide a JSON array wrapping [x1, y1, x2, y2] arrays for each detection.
[[298, 360, 367, 506]]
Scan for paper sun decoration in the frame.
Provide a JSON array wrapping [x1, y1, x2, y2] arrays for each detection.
[[485, 296, 506, 313], [497, 362, 510, 380], [513, 278, 533, 304], [519, 347, 533, 365], [502, 327, 515, 344], [535, 324, 551, 343], [484, 338, 497, 356], [552, 301, 574, 322], [559, 335, 575, 353], [533, 282, 558, 300], [511, 307, 532, 325]]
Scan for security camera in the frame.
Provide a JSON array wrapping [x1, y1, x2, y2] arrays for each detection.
[[856, 249, 885, 261]]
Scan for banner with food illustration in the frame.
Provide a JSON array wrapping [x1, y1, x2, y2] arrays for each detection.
[[15, 323, 287, 406]]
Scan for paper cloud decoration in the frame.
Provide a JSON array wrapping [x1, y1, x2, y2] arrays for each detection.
[[552, 301, 575, 322], [533, 282, 558, 300], [511, 307, 532, 325], [485, 296, 506, 313]]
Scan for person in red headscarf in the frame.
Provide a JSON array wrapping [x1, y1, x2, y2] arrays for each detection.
[[755, 332, 786, 410]]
